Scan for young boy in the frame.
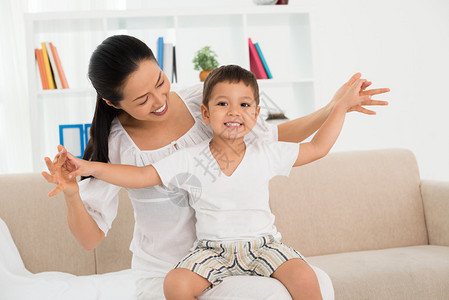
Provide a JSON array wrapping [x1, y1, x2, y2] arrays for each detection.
[[56, 65, 375, 299]]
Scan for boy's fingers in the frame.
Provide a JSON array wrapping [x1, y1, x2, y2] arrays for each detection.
[[48, 186, 62, 197], [363, 99, 389, 106], [55, 149, 67, 167], [361, 81, 372, 91], [361, 88, 391, 96], [44, 157, 56, 175], [41, 171, 57, 184], [348, 72, 361, 86], [357, 106, 376, 115]]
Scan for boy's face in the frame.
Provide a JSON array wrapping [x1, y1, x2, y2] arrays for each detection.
[[201, 81, 260, 141]]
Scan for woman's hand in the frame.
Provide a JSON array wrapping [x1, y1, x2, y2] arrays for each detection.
[[330, 73, 390, 114], [42, 145, 80, 197]]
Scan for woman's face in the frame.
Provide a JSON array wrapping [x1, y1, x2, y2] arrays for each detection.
[[113, 59, 171, 122]]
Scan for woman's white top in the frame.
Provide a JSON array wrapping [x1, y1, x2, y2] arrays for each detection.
[[79, 84, 278, 277], [153, 139, 299, 243]]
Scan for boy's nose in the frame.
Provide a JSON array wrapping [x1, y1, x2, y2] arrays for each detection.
[[227, 105, 241, 116]]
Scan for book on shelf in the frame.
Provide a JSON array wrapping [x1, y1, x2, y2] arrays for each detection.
[[157, 37, 164, 70], [40, 42, 56, 89], [49, 42, 69, 89], [163, 43, 174, 83], [172, 46, 177, 83], [248, 38, 268, 80], [35, 42, 69, 90], [35, 48, 49, 90], [254, 42, 273, 79], [45, 42, 62, 89]]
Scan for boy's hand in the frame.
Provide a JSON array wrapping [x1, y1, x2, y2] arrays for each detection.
[[331, 73, 389, 114], [59, 148, 96, 179], [337, 78, 375, 112], [42, 145, 79, 197]]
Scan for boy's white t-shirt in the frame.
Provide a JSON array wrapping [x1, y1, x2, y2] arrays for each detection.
[[78, 84, 278, 277], [153, 139, 299, 243]]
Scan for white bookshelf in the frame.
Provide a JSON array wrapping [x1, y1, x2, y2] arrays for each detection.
[[25, 5, 316, 171]]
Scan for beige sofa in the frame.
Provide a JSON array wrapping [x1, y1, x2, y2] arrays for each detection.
[[1, 149, 448, 299]]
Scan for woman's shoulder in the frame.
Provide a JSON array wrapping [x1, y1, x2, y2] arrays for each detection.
[[173, 83, 203, 101], [172, 83, 203, 115], [107, 117, 139, 163]]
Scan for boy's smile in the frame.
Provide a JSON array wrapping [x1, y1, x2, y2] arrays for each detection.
[[201, 81, 260, 141]]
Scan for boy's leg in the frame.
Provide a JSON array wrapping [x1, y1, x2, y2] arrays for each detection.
[[271, 258, 323, 300], [164, 268, 211, 300]]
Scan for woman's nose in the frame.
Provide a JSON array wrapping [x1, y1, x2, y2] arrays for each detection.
[[153, 92, 165, 106]]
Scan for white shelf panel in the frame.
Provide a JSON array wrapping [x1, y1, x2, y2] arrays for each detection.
[[37, 94, 96, 159], [176, 14, 246, 84], [25, 6, 315, 171], [247, 13, 313, 80], [259, 81, 315, 120], [37, 87, 95, 97]]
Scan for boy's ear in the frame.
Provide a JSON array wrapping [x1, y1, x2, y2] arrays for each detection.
[[103, 98, 120, 110], [200, 104, 210, 124], [255, 105, 261, 120]]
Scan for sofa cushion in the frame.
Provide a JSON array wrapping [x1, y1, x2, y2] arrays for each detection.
[[307, 245, 449, 300], [269, 149, 428, 256], [0, 173, 96, 275]]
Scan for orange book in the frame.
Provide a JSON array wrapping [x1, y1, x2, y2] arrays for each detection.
[[41, 42, 56, 89], [35, 48, 49, 89], [50, 43, 69, 89]]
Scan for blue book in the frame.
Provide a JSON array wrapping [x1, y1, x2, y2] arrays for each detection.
[[157, 37, 164, 69], [254, 42, 273, 79]]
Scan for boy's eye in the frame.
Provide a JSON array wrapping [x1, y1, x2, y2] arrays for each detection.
[[241, 103, 250, 107], [217, 102, 227, 106]]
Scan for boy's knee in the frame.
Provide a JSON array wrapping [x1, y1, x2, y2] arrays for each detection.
[[164, 269, 189, 298]]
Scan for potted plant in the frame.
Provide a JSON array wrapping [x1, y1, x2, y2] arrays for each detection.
[[192, 46, 219, 82]]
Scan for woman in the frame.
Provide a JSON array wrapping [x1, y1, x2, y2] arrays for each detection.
[[43, 35, 388, 299]]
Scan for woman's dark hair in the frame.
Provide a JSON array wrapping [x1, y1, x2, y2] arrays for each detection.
[[83, 35, 156, 169], [202, 65, 259, 107]]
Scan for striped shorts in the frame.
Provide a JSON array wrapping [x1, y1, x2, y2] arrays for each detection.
[[174, 235, 305, 286]]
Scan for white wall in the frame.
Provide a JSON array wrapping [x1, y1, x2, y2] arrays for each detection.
[[299, 0, 449, 181]]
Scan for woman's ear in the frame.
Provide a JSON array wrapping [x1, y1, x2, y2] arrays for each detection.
[[102, 98, 120, 110], [201, 104, 210, 125]]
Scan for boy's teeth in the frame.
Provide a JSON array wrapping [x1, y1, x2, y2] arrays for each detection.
[[154, 104, 166, 113], [226, 122, 241, 126]]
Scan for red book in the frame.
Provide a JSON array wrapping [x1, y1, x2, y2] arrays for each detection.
[[248, 38, 268, 79], [35, 48, 49, 89], [49, 42, 69, 89]]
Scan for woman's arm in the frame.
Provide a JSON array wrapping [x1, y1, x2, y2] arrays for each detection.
[[42, 150, 104, 251], [278, 73, 390, 143]]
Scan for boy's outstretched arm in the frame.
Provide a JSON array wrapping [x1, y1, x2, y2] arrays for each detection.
[[293, 78, 383, 167], [57, 146, 162, 188], [278, 73, 389, 143]]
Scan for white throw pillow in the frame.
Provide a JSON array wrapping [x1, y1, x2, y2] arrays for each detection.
[[0, 217, 138, 300]]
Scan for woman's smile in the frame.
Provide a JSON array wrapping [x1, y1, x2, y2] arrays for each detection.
[[151, 101, 168, 116]]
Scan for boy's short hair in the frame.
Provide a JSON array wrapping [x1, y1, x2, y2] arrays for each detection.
[[202, 65, 259, 107]]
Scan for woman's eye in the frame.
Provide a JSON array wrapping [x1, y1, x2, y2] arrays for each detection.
[[139, 96, 149, 106], [157, 80, 165, 88]]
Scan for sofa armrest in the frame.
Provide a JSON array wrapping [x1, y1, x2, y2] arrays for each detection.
[[421, 180, 449, 246]]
